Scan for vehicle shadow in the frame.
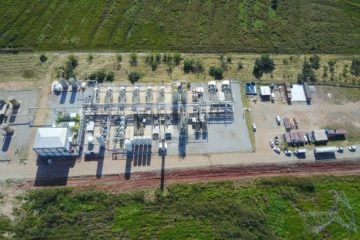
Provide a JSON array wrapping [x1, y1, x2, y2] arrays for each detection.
[[34, 156, 76, 186]]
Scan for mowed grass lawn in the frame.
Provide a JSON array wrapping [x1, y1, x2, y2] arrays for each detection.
[[6, 176, 360, 239], [0, 0, 359, 53]]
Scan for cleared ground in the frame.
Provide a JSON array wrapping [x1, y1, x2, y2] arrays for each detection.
[[250, 85, 360, 155]]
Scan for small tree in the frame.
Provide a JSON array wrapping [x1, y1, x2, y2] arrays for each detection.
[[350, 57, 360, 77], [116, 54, 122, 63], [106, 71, 114, 82], [39, 54, 48, 63], [252, 54, 275, 79], [309, 55, 320, 70], [237, 62, 243, 71], [183, 59, 194, 73], [173, 53, 181, 66], [301, 60, 316, 82], [129, 52, 138, 66], [128, 72, 141, 84], [328, 60, 336, 81], [87, 54, 93, 63], [67, 55, 78, 69], [209, 66, 224, 80]]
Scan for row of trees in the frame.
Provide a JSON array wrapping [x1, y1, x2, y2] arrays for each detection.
[[46, 53, 358, 84]]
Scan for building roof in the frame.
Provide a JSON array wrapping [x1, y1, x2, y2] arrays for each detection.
[[312, 129, 328, 142], [33, 127, 68, 149], [291, 84, 306, 102], [260, 86, 271, 96]]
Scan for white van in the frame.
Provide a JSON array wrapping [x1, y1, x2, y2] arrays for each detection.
[[276, 115, 281, 125]]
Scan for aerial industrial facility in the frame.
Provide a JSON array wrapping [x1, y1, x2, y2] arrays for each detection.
[[33, 80, 238, 159]]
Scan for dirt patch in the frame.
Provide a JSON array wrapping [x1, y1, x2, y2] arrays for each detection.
[[17, 159, 360, 193]]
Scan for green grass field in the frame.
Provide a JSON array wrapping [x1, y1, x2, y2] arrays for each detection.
[[4, 176, 360, 239], [0, 0, 359, 53]]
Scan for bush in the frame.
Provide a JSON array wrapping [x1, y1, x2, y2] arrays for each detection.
[[116, 54, 122, 63], [183, 59, 203, 73], [128, 71, 141, 84], [63, 55, 79, 79], [350, 57, 360, 77], [252, 54, 275, 78], [145, 53, 161, 71], [89, 69, 114, 82], [309, 55, 320, 70], [237, 62, 243, 70], [173, 53, 181, 66], [87, 54, 93, 63], [129, 52, 138, 66], [299, 60, 316, 82], [39, 54, 47, 63], [209, 66, 224, 80]]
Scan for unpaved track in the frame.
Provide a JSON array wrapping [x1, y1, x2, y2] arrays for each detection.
[[20, 159, 360, 192]]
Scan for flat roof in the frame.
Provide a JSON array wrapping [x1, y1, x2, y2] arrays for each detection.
[[33, 127, 68, 149], [291, 84, 306, 102], [260, 86, 271, 96], [313, 129, 328, 142]]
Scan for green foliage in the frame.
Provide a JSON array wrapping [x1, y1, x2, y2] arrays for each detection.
[[89, 69, 114, 82], [129, 52, 138, 66], [0, 214, 12, 236], [128, 71, 141, 84], [209, 66, 224, 80], [299, 60, 316, 83], [39, 54, 47, 63], [183, 59, 203, 73], [309, 55, 321, 70], [328, 60, 337, 81], [350, 57, 360, 76], [0, 1, 358, 53], [22, 69, 34, 78], [10, 176, 360, 239], [253, 54, 275, 78], [87, 54, 93, 63], [173, 53, 182, 66], [145, 53, 162, 71], [61, 55, 79, 79], [238, 62, 243, 70], [116, 54, 122, 63]]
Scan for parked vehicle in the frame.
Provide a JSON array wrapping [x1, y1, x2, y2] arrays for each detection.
[[274, 136, 280, 145], [348, 145, 356, 152], [337, 146, 344, 153], [294, 149, 307, 158], [276, 115, 281, 125], [284, 149, 292, 156], [304, 135, 308, 144], [269, 139, 274, 148], [273, 147, 281, 154]]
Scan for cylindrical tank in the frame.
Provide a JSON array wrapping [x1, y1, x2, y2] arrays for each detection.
[[87, 135, 94, 143]]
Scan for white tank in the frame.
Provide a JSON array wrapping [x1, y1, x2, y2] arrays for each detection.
[[81, 82, 87, 89], [87, 135, 94, 144]]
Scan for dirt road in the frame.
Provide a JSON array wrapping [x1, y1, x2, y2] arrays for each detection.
[[19, 159, 360, 192]]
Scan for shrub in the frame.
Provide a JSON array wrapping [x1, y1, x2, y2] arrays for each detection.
[[129, 52, 138, 66], [183, 59, 203, 73], [350, 57, 360, 77], [39, 54, 47, 63], [299, 60, 316, 82], [209, 66, 224, 80], [173, 53, 181, 66], [309, 55, 320, 70], [237, 62, 243, 70], [89, 69, 113, 82], [116, 54, 122, 63], [252, 54, 275, 79], [87, 54, 93, 63], [128, 71, 141, 84]]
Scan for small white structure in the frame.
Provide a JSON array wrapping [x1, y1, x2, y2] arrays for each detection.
[[260, 86, 271, 101], [33, 128, 71, 156], [291, 84, 307, 102]]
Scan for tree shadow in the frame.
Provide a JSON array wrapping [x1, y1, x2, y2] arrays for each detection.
[[34, 156, 76, 186], [1, 137, 12, 152]]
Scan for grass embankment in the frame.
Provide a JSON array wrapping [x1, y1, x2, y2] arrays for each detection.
[[0, 0, 359, 53], [5, 176, 360, 239]]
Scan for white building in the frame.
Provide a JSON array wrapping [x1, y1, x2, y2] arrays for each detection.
[[33, 127, 72, 157]]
